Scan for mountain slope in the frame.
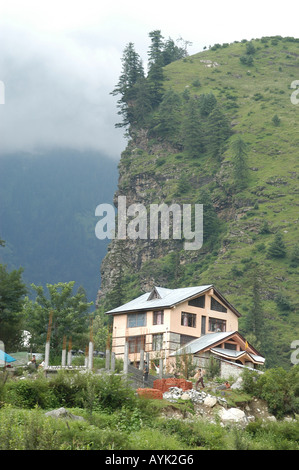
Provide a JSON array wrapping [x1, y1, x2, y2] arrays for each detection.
[[0, 150, 118, 302], [98, 36, 299, 369]]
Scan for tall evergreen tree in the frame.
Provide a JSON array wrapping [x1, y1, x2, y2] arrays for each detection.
[[206, 105, 231, 159], [111, 42, 144, 128], [267, 232, 287, 258], [198, 189, 222, 247], [231, 136, 249, 190], [183, 97, 205, 157], [244, 270, 266, 349], [148, 30, 164, 67], [147, 31, 165, 107], [151, 89, 182, 139], [199, 92, 217, 117]]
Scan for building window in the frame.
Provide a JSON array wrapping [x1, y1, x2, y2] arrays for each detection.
[[181, 312, 196, 328], [152, 334, 163, 351], [128, 335, 145, 354], [127, 312, 146, 328], [209, 317, 226, 332], [153, 310, 164, 325], [211, 297, 227, 313], [188, 295, 205, 309]]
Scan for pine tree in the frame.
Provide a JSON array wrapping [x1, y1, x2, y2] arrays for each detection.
[[198, 189, 222, 247], [151, 89, 182, 139], [231, 136, 249, 190], [206, 105, 231, 159], [290, 245, 299, 268], [182, 97, 205, 158], [198, 92, 217, 117], [267, 232, 287, 258], [111, 42, 144, 128], [244, 271, 266, 347], [147, 31, 165, 107]]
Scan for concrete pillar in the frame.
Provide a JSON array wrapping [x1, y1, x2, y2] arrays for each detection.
[[123, 342, 129, 374], [139, 349, 144, 371], [67, 349, 72, 366], [61, 349, 66, 366], [159, 358, 163, 379], [88, 341, 93, 370], [105, 349, 110, 370], [111, 352, 115, 372], [44, 341, 50, 368]]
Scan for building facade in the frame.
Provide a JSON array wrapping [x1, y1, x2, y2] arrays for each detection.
[[106, 285, 253, 367]]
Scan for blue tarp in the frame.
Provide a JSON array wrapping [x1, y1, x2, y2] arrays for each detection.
[[0, 350, 16, 363]]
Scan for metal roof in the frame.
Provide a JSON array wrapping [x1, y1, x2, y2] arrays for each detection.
[[211, 347, 265, 364], [169, 331, 235, 356], [106, 284, 213, 314]]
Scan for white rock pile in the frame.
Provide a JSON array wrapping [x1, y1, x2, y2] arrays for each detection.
[[162, 387, 227, 407]]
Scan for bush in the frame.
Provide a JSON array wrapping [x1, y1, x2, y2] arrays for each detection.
[[242, 366, 299, 418], [4, 375, 58, 409]]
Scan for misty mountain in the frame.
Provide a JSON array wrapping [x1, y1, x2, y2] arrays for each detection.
[[0, 149, 118, 303]]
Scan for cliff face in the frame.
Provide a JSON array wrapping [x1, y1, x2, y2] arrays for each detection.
[[98, 37, 299, 369]]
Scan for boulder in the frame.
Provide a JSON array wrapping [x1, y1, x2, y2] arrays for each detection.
[[45, 407, 85, 421], [204, 396, 217, 408], [219, 407, 247, 424]]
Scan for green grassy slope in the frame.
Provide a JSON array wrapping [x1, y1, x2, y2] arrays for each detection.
[[101, 37, 299, 369]]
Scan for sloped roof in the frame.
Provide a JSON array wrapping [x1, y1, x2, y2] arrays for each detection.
[[211, 347, 265, 364], [170, 331, 265, 363], [106, 285, 213, 315], [169, 331, 235, 356]]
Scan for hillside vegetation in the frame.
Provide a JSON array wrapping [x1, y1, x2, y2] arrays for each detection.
[[99, 35, 299, 370]]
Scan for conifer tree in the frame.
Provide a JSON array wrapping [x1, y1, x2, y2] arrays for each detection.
[[151, 89, 182, 139], [206, 105, 231, 159], [231, 136, 249, 190], [182, 97, 205, 158], [244, 270, 266, 348], [290, 245, 299, 268], [267, 232, 287, 258], [111, 42, 144, 128]]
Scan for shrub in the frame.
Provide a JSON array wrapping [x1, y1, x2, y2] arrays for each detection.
[[4, 375, 58, 409]]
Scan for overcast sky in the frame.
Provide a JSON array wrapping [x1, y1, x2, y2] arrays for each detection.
[[0, 0, 298, 159]]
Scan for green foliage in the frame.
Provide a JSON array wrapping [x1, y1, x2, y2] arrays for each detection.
[[150, 89, 182, 140], [272, 114, 281, 126], [4, 375, 58, 409], [0, 264, 27, 350], [231, 136, 249, 190], [267, 232, 287, 258], [206, 105, 232, 159], [182, 97, 205, 157], [22, 281, 93, 357], [242, 366, 299, 418]]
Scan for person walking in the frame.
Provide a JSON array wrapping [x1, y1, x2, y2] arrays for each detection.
[[195, 368, 205, 390], [143, 361, 149, 387]]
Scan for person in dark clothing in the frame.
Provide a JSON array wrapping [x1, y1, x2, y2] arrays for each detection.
[[143, 361, 149, 386], [195, 368, 205, 390]]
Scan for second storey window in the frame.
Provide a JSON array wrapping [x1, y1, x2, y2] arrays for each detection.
[[209, 317, 226, 332], [181, 312, 196, 328], [153, 310, 164, 325], [127, 312, 146, 328]]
